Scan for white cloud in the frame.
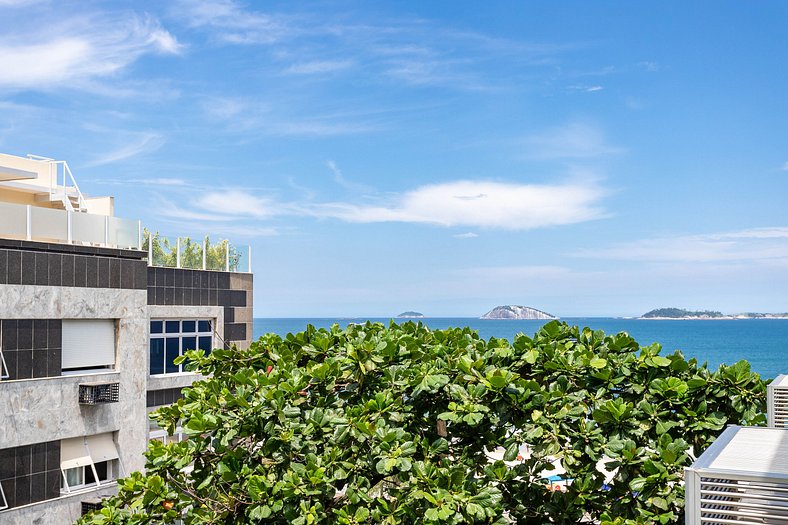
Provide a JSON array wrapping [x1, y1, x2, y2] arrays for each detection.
[[326, 160, 372, 193], [575, 227, 788, 263], [173, 0, 291, 44], [84, 132, 165, 167], [780, 161, 788, 171], [0, 14, 181, 91], [194, 189, 274, 219], [453, 232, 478, 239], [313, 179, 608, 230], [569, 85, 604, 92], [522, 122, 623, 160], [285, 60, 354, 75]]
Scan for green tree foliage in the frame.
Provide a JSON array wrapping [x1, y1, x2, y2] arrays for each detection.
[[142, 229, 241, 271], [79, 321, 766, 525]]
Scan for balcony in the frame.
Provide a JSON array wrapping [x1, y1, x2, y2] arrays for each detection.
[[0, 201, 251, 273]]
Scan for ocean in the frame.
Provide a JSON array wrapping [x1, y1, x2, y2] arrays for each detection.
[[253, 317, 788, 380]]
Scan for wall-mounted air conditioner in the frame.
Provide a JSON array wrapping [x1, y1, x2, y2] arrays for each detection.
[[78, 382, 120, 404]]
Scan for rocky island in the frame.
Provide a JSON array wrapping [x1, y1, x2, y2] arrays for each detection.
[[480, 305, 557, 320], [397, 311, 425, 318], [641, 308, 788, 319]]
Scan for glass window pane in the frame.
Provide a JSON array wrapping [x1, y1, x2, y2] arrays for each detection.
[[182, 320, 196, 333], [165, 321, 180, 333], [85, 465, 96, 485], [94, 461, 108, 481], [149, 339, 164, 375], [64, 467, 83, 488], [150, 320, 163, 334], [198, 320, 211, 333], [182, 336, 197, 352], [198, 336, 212, 355], [165, 338, 180, 373]]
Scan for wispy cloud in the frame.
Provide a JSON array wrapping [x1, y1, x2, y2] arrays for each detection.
[[285, 60, 354, 75], [521, 122, 623, 160], [453, 232, 478, 239], [0, 13, 181, 92], [172, 0, 293, 44], [569, 84, 604, 92], [313, 179, 608, 230], [575, 227, 788, 263], [325, 160, 372, 193], [84, 132, 165, 167], [780, 161, 788, 171]]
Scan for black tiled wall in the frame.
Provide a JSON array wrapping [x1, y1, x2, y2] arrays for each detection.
[[0, 441, 60, 510], [0, 240, 147, 290], [146, 387, 185, 407], [147, 267, 253, 349], [0, 320, 61, 380]]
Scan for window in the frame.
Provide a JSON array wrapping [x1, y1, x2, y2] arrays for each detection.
[[149, 319, 213, 375], [0, 480, 7, 511], [0, 348, 8, 380], [60, 433, 122, 494], [62, 320, 116, 374]]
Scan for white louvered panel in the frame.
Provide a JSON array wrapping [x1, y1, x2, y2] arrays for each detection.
[[769, 376, 788, 428], [688, 426, 788, 525], [62, 319, 116, 369], [699, 477, 788, 524]]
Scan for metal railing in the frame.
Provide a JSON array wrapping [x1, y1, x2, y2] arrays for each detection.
[[27, 154, 88, 212]]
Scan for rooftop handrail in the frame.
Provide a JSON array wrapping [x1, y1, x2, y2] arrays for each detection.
[[26, 154, 88, 212]]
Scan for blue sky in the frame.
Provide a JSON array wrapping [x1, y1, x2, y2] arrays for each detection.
[[1, 0, 787, 317]]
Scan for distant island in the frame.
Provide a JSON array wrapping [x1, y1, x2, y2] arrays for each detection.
[[641, 308, 724, 319], [641, 307, 788, 319], [480, 305, 557, 320], [397, 311, 424, 318]]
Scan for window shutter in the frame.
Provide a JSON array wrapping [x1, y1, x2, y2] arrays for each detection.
[[86, 433, 120, 462], [62, 320, 116, 369], [60, 437, 92, 469]]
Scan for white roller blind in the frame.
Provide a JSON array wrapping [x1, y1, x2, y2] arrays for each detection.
[[86, 432, 120, 462], [62, 320, 116, 369], [61, 437, 92, 469]]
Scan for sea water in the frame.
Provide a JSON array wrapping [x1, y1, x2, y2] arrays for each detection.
[[253, 317, 788, 380]]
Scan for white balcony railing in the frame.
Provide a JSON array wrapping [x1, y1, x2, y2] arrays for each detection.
[[0, 201, 252, 273], [0, 201, 140, 250]]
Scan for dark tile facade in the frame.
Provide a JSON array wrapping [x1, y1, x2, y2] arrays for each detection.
[[0, 320, 61, 380], [147, 267, 253, 349], [0, 239, 146, 290], [146, 387, 185, 408], [0, 441, 60, 510]]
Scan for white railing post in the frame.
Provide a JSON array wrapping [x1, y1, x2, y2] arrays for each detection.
[[148, 231, 153, 265], [176, 238, 181, 268], [247, 246, 252, 273], [104, 216, 109, 246], [225, 242, 230, 272], [202, 238, 207, 270], [25, 205, 32, 240], [67, 211, 73, 244], [137, 221, 142, 251]]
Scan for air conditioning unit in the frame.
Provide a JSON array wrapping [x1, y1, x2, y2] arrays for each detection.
[[78, 382, 120, 404], [81, 499, 103, 515], [768, 374, 788, 428], [685, 425, 788, 524]]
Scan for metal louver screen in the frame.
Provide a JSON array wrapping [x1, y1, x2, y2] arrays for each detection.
[[698, 476, 788, 524], [769, 377, 788, 428]]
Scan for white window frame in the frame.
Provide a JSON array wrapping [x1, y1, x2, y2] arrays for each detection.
[[0, 480, 8, 510], [0, 348, 8, 380], [60, 434, 123, 494], [149, 319, 213, 376]]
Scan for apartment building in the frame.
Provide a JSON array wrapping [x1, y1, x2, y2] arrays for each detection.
[[0, 153, 253, 523]]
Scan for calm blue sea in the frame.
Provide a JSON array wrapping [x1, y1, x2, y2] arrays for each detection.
[[252, 318, 788, 380]]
